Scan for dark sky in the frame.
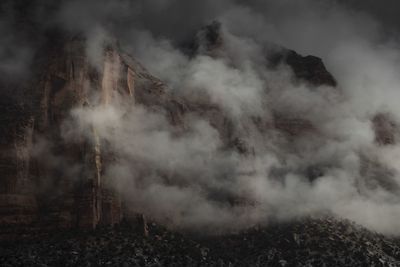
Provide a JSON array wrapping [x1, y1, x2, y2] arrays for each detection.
[[1, 0, 400, 79], [340, 0, 400, 32]]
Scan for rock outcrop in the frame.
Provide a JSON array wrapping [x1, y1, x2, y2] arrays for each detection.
[[0, 20, 399, 233], [0, 34, 125, 229]]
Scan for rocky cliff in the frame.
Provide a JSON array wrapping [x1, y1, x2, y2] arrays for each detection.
[[1, 33, 133, 229], [0, 20, 398, 233]]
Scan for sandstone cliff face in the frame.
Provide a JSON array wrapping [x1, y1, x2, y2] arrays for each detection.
[[0, 22, 398, 231], [0, 34, 134, 229], [0, 30, 196, 230]]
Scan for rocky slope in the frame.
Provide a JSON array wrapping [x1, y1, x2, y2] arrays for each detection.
[[1, 217, 400, 266]]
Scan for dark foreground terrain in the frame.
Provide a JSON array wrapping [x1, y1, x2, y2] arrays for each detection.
[[1, 218, 400, 267]]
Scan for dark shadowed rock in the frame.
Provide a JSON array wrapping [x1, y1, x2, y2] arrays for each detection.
[[1, 217, 399, 266], [269, 50, 337, 87], [372, 113, 399, 145]]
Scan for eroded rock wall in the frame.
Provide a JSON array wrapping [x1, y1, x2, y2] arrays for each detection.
[[1, 24, 399, 232]]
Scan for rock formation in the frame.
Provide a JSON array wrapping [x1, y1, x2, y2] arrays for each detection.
[[0, 34, 128, 229], [0, 20, 398, 233]]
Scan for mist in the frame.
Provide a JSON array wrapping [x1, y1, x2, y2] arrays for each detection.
[[106, 0, 400, 234], [4, 0, 400, 235]]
